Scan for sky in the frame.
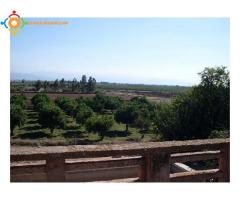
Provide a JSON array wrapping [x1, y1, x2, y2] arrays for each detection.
[[10, 18, 229, 86]]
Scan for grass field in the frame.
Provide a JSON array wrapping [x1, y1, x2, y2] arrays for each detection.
[[11, 109, 160, 146]]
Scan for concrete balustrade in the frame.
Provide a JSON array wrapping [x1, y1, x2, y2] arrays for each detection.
[[11, 138, 230, 182]]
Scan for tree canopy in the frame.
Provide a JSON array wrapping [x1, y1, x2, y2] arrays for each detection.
[[38, 103, 66, 134], [154, 66, 230, 140], [85, 115, 114, 140], [10, 104, 26, 135]]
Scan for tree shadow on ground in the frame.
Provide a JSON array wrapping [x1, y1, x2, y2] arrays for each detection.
[[103, 130, 130, 138], [63, 130, 85, 138], [139, 129, 149, 134], [64, 125, 81, 130], [27, 112, 38, 118], [27, 119, 39, 124], [23, 125, 42, 131], [75, 138, 102, 145], [17, 131, 49, 139]]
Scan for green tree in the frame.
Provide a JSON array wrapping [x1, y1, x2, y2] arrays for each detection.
[[154, 66, 230, 140], [43, 80, 49, 91], [34, 80, 42, 91], [104, 96, 124, 111], [60, 78, 65, 89], [10, 94, 27, 109], [80, 75, 87, 93], [153, 102, 178, 140], [55, 96, 71, 109], [55, 96, 77, 116], [75, 104, 94, 125], [115, 104, 138, 133], [85, 115, 114, 140], [88, 93, 106, 113], [10, 104, 26, 136], [75, 96, 85, 105], [53, 79, 59, 91], [130, 97, 154, 134], [71, 78, 78, 92], [87, 76, 96, 93], [134, 107, 152, 131], [31, 93, 51, 111], [38, 104, 66, 134]]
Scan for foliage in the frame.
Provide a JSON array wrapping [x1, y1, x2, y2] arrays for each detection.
[[85, 115, 114, 140], [75, 104, 94, 125], [10, 94, 27, 109], [130, 97, 153, 131], [89, 93, 106, 113], [31, 93, 50, 110], [71, 78, 79, 92], [87, 76, 97, 93], [153, 66, 230, 140], [38, 103, 66, 134], [55, 96, 77, 116], [34, 80, 42, 91], [10, 104, 26, 135], [84, 93, 124, 113], [134, 107, 152, 131], [153, 103, 178, 140], [115, 103, 139, 132], [104, 96, 124, 110], [208, 130, 229, 139]]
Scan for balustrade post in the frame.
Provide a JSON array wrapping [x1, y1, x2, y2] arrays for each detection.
[[140, 151, 170, 182], [46, 155, 65, 182], [219, 144, 230, 182]]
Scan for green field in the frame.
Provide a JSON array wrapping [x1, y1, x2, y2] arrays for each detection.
[[97, 82, 191, 95]]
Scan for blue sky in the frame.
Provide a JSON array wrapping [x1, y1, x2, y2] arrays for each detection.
[[11, 18, 229, 86]]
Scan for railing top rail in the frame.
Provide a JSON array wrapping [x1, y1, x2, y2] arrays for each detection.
[[11, 138, 229, 161]]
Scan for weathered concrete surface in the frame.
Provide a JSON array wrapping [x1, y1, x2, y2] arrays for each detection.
[[11, 138, 229, 161]]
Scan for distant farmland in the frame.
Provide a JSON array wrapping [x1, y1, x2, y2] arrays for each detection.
[[97, 82, 191, 95], [11, 81, 191, 104]]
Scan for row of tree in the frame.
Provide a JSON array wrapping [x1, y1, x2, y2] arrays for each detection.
[[10, 95, 27, 135], [10, 66, 230, 141], [34, 75, 96, 93]]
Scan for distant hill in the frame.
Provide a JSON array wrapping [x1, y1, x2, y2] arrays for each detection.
[[11, 72, 51, 81]]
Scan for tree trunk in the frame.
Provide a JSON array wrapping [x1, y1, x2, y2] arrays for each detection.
[[126, 124, 129, 133], [50, 128, 54, 134], [10, 127, 14, 136], [99, 132, 104, 141]]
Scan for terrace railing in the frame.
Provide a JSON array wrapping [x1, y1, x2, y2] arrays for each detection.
[[11, 138, 229, 182]]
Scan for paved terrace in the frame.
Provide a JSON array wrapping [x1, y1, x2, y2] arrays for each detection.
[[11, 138, 230, 182]]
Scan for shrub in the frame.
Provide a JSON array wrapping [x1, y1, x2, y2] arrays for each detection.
[[10, 104, 26, 136], [89, 93, 106, 113], [85, 115, 114, 140], [10, 94, 27, 109], [209, 130, 229, 139], [38, 104, 66, 134], [134, 107, 152, 131], [55, 96, 77, 116], [31, 93, 50, 110], [115, 104, 138, 133], [153, 66, 230, 140], [153, 103, 178, 140], [104, 96, 124, 110], [131, 96, 154, 131], [55, 96, 71, 108], [75, 104, 94, 125]]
